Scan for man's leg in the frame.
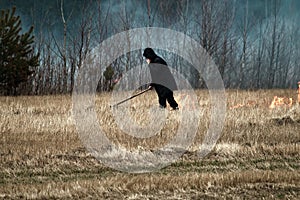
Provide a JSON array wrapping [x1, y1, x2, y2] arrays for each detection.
[[166, 91, 178, 109], [155, 85, 167, 108], [158, 95, 167, 108]]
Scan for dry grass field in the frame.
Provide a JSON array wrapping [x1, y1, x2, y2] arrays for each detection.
[[0, 89, 299, 199]]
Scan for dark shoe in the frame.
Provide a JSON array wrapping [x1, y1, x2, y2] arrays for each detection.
[[171, 107, 179, 111]]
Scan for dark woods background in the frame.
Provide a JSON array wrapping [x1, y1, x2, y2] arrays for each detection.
[[1, 0, 300, 95]]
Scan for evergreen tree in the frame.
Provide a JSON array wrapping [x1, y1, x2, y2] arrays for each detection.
[[0, 7, 39, 95]]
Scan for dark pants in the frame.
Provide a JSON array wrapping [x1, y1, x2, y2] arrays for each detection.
[[154, 85, 178, 109]]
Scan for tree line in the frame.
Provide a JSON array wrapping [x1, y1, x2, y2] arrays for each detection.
[[0, 0, 299, 95]]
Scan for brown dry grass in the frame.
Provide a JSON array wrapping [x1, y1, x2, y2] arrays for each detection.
[[0, 89, 299, 199]]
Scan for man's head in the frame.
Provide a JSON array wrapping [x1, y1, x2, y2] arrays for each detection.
[[143, 48, 156, 63]]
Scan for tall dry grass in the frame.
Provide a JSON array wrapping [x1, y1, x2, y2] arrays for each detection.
[[0, 89, 299, 199]]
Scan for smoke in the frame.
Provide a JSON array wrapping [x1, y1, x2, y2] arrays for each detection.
[[1, 0, 299, 37]]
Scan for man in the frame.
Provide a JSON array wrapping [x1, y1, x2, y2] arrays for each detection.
[[143, 48, 179, 110]]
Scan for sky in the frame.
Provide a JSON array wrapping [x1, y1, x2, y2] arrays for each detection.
[[1, 0, 299, 37]]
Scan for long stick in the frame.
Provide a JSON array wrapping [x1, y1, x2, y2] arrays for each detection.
[[111, 88, 151, 107]]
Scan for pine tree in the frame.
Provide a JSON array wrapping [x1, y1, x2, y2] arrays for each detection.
[[0, 7, 39, 95]]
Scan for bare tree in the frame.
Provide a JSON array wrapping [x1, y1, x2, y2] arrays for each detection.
[[193, 0, 235, 83], [217, 0, 235, 81], [267, 0, 282, 88], [236, 0, 256, 88], [68, 0, 96, 93], [198, 0, 224, 56], [254, 17, 268, 88]]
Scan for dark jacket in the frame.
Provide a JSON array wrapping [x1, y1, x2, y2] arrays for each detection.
[[143, 48, 177, 91]]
